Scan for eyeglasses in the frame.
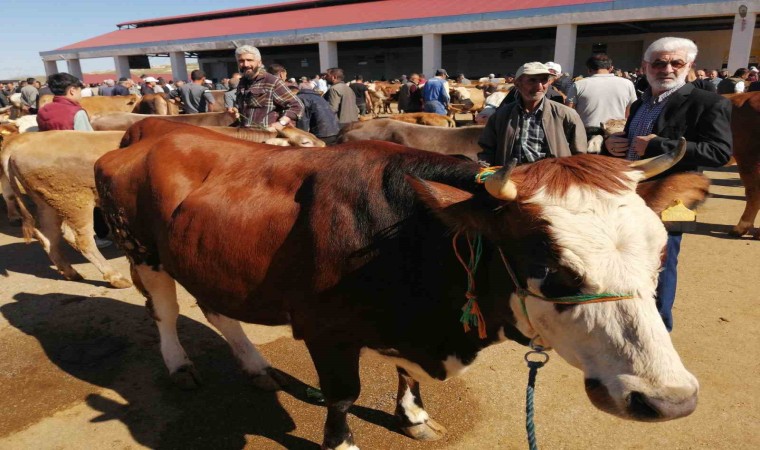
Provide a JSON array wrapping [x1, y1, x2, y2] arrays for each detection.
[[649, 59, 688, 70]]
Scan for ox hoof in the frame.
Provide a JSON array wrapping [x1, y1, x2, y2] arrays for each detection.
[[250, 368, 287, 391], [170, 364, 202, 390], [107, 276, 133, 289], [729, 225, 749, 238], [401, 419, 447, 441]]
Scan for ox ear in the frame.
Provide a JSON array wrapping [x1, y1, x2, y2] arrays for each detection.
[[406, 176, 473, 210], [407, 176, 492, 231], [636, 172, 710, 215]]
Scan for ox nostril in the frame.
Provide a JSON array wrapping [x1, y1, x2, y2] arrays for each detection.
[[627, 391, 661, 421]]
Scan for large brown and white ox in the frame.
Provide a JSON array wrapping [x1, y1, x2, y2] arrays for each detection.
[[4, 123, 323, 289], [728, 92, 760, 239], [339, 119, 483, 160], [96, 118, 702, 450]]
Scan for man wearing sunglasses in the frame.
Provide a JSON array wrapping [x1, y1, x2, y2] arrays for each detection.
[[604, 37, 732, 332]]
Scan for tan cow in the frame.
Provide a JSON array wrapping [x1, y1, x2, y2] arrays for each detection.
[[389, 112, 456, 127], [339, 119, 483, 160], [587, 118, 627, 154], [448, 86, 486, 120], [5, 131, 133, 288], [38, 94, 141, 116]]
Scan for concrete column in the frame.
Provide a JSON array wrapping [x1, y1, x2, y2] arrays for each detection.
[[727, 12, 757, 72], [319, 41, 338, 72], [553, 24, 577, 76], [169, 51, 188, 82], [43, 60, 58, 77], [66, 59, 83, 80], [422, 34, 442, 79], [114, 55, 131, 80]]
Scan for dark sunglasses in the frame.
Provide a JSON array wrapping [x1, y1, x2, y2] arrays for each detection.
[[649, 59, 687, 70]]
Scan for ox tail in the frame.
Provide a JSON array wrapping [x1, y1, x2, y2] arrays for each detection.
[[7, 159, 36, 242]]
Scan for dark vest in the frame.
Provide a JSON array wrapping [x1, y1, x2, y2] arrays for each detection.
[[716, 77, 743, 95], [37, 97, 84, 131]]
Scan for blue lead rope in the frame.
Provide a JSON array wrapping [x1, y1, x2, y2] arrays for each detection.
[[524, 343, 549, 450], [525, 360, 541, 450]]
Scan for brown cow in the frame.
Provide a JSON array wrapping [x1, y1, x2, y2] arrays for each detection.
[[389, 112, 456, 128], [339, 119, 483, 160], [4, 124, 323, 289], [91, 113, 325, 146], [91, 111, 239, 131], [728, 92, 760, 239], [96, 118, 701, 449], [134, 93, 180, 115]]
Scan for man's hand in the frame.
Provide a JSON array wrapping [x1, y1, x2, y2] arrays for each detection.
[[631, 134, 657, 157], [605, 132, 629, 157]]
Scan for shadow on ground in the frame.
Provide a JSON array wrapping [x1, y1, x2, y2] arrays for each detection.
[[0, 230, 126, 286], [1, 293, 323, 449]]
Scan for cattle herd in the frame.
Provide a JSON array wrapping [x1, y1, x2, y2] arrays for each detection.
[[0, 89, 758, 450]]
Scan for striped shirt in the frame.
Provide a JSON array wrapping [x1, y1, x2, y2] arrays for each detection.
[[512, 97, 548, 164], [626, 83, 684, 161]]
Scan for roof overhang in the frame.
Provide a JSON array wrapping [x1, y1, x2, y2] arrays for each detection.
[[39, 0, 749, 61]]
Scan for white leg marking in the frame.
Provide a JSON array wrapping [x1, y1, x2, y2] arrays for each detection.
[[330, 443, 360, 450], [400, 387, 430, 424], [134, 265, 190, 373], [204, 312, 271, 375]]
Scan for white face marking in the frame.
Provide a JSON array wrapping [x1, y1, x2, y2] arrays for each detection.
[[513, 172, 698, 417], [400, 387, 429, 424]]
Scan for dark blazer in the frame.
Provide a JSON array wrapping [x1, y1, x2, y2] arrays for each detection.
[[615, 83, 732, 177]]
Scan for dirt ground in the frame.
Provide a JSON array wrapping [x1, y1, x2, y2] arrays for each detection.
[[0, 165, 758, 450]]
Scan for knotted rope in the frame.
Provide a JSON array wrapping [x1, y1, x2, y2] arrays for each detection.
[[452, 231, 487, 339]]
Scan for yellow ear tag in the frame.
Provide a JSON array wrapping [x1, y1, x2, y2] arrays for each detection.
[[661, 199, 697, 232]]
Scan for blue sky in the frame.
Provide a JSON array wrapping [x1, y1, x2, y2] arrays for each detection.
[[0, 0, 278, 79]]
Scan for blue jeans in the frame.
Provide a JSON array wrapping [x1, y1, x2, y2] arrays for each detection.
[[423, 101, 447, 115], [657, 232, 682, 332]]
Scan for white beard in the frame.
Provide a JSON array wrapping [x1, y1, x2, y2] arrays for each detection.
[[648, 70, 689, 93]]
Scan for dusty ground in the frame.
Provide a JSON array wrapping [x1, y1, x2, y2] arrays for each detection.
[[0, 166, 758, 450]]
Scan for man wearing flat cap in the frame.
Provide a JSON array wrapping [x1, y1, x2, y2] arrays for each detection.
[[478, 61, 587, 165]]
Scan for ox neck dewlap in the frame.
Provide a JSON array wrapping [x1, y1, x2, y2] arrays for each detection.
[[453, 167, 635, 340]]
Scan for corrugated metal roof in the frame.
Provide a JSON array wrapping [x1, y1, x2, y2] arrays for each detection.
[[115, 0, 324, 28], [58, 0, 609, 51]]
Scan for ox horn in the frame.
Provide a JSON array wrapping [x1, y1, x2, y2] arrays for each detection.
[[484, 159, 519, 201], [629, 137, 687, 180]]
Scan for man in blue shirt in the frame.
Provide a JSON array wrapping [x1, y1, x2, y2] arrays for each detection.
[[422, 69, 450, 115]]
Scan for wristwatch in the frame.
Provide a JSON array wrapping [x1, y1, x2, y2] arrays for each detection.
[[278, 118, 288, 126]]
